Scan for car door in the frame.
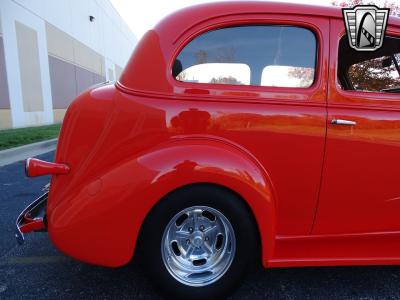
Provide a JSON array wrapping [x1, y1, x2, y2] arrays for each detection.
[[313, 19, 400, 234], [171, 14, 330, 235]]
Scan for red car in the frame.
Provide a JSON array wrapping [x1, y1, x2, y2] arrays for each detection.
[[17, 2, 400, 299]]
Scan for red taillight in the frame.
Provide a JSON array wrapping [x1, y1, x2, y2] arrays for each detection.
[[25, 158, 70, 177]]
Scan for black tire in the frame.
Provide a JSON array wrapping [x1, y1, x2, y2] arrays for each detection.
[[137, 184, 258, 300]]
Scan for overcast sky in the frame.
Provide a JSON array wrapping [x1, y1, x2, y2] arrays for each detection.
[[110, 0, 335, 40]]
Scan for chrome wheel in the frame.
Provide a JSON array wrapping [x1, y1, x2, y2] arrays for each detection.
[[161, 205, 236, 287]]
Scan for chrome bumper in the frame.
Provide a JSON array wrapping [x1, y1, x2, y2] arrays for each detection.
[[15, 192, 48, 245]]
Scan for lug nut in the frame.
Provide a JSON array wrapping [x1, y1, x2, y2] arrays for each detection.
[[199, 225, 205, 231], [186, 239, 190, 244], [188, 227, 193, 233], [205, 237, 209, 241]]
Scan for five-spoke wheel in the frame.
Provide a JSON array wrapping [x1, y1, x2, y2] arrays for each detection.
[[161, 206, 236, 286]]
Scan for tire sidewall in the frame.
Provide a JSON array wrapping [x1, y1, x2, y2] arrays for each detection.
[[139, 184, 257, 300]]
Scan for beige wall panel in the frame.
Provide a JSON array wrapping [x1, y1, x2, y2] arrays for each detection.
[[53, 108, 66, 123], [73, 39, 105, 76], [46, 23, 105, 77], [45, 23, 74, 62], [0, 109, 12, 129], [15, 21, 44, 112]]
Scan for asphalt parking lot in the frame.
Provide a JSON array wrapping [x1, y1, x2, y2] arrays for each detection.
[[1, 151, 400, 299]]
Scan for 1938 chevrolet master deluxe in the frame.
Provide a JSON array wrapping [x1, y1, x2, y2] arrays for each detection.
[[16, 2, 400, 299]]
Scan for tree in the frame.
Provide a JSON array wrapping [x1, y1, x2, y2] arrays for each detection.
[[331, 0, 400, 16], [194, 50, 208, 64], [288, 67, 315, 87], [348, 55, 400, 91], [210, 76, 243, 85]]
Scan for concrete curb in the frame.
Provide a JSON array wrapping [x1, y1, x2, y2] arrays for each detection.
[[0, 138, 58, 167]]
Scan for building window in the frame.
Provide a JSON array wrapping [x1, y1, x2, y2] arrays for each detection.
[[173, 25, 317, 88]]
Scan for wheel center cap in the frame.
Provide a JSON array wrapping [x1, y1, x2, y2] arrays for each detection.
[[191, 232, 204, 248]]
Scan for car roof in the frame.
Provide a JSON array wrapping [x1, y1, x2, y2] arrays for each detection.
[[155, 1, 400, 33], [117, 1, 400, 95], [154, 1, 340, 42], [157, 1, 342, 27], [155, 1, 400, 38]]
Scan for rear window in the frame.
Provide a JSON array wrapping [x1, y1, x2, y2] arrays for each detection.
[[173, 25, 317, 88]]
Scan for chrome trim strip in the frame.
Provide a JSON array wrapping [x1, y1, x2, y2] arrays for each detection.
[[15, 192, 48, 245]]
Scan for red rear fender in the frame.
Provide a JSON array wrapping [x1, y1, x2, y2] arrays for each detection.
[[48, 138, 277, 267]]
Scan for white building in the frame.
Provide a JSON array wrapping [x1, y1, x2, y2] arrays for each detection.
[[0, 0, 137, 129]]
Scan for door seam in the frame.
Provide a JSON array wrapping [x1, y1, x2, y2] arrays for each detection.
[[309, 17, 332, 234]]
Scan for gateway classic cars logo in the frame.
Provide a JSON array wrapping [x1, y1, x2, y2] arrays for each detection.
[[343, 5, 390, 51]]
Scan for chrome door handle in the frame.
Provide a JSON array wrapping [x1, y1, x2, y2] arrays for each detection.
[[331, 119, 357, 126]]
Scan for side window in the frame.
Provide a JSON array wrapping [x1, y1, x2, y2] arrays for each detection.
[[173, 26, 317, 88], [338, 36, 400, 93]]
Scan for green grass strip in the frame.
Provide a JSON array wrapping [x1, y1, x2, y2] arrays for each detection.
[[0, 124, 61, 150]]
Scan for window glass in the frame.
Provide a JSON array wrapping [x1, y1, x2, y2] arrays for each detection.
[[338, 36, 400, 93], [261, 66, 314, 88], [173, 26, 316, 88], [177, 63, 250, 85]]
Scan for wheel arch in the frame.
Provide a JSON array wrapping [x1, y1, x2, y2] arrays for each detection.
[[130, 138, 277, 268], [137, 182, 262, 265]]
